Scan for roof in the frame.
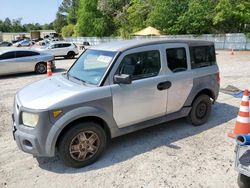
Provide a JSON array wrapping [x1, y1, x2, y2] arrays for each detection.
[[89, 39, 214, 52], [133, 26, 162, 36], [50, 41, 72, 45], [0, 48, 40, 54]]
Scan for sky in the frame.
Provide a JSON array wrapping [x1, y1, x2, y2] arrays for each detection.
[[0, 0, 64, 24]]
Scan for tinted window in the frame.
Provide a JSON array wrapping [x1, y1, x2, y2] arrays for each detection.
[[166, 48, 187, 72], [190, 45, 216, 69], [16, 51, 39, 58], [119, 50, 161, 80], [0, 52, 16, 60], [52, 44, 60, 48], [62, 43, 71, 47]]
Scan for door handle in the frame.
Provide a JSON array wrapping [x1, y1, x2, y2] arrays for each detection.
[[157, 81, 172, 90]]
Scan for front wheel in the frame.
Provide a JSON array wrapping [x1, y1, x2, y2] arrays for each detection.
[[58, 122, 107, 168], [238, 173, 250, 188], [187, 94, 212, 126]]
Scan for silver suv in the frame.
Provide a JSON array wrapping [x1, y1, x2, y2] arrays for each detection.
[[12, 39, 220, 168]]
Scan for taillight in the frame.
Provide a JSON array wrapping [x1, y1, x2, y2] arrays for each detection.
[[216, 72, 220, 85]]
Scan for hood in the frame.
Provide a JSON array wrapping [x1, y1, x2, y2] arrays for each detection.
[[17, 75, 95, 110]]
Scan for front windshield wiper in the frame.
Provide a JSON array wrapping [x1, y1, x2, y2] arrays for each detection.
[[67, 72, 87, 85]]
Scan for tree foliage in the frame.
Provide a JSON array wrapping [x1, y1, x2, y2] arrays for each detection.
[[1, 0, 249, 37], [75, 0, 110, 37], [0, 18, 53, 33]]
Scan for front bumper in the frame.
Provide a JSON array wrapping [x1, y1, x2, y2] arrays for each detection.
[[12, 98, 56, 157], [14, 128, 42, 156]]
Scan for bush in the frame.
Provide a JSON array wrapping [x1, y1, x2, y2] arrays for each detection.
[[61, 24, 75, 37]]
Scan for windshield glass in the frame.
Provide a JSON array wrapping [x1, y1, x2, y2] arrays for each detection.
[[68, 49, 117, 85]]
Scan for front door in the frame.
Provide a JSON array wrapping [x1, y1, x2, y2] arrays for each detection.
[[110, 47, 168, 128], [0, 51, 17, 75]]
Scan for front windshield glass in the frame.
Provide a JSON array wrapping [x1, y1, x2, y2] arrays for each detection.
[[68, 49, 117, 85]]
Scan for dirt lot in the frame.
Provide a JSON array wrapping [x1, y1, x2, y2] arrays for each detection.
[[0, 50, 250, 188]]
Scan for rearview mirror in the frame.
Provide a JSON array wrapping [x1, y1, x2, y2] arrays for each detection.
[[114, 74, 132, 84]]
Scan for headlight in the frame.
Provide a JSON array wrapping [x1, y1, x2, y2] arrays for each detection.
[[22, 112, 39, 128]]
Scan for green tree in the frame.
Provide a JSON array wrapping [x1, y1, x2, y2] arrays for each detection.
[[3, 18, 12, 32], [75, 0, 109, 37], [62, 24, 75, 37], [127, 0, 151, 32], [113, 4, 131, 37], [53, 12, 68, 33], [214, 0, 250, 33], [176, 0, 217, 34], [147, 0, 189, 34]]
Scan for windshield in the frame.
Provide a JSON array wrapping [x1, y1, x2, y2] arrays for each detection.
[[68, 49, 117, 85]]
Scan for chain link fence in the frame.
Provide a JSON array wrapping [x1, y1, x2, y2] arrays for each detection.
[[65, 33, 250, 50]]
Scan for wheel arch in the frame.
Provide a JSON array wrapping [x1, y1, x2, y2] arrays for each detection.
[[184, 88, 216, 107], [55, 116, 111, 148], [194, 88, 215, 102]]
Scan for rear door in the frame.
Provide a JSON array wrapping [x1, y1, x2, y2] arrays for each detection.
[[61, 43, 71, 55], [0, 51, 17, 75], [163, 43, 194, 114]]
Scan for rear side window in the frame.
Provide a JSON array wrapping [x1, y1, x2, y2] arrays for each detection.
[[119, 50, 161, 80], [166, 48, 187, 73], [0, 52, 16, 60], [16, 51, 39, 58], [62, 43, 71, 47], [190, 45, 216, 69]]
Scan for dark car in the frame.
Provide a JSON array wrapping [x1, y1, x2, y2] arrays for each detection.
[[0, 41, 12, 47]]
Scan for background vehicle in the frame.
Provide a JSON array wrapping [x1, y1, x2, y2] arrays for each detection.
[[0, 41, 12, 47], [0, 49, 55, 75], [13, 39, 33, 47], [37, 42, 79, 59], [235, 145, 250, 188], [13, 39, 219, 168]]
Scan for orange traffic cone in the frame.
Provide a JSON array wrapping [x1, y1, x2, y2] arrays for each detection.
[[228, 89, 250, 138], [47, 62, 52, 77], [230, 48, 234, 55]]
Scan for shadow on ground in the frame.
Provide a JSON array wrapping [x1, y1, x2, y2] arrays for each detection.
[[0, 68, 67, 79], [37, 101, 238, 173]]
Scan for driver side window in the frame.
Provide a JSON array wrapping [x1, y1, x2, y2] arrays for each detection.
[[118, 50, 161, 80], [166, 48, 187, 73]]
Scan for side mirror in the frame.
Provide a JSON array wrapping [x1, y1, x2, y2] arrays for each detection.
[[114, 74, 132, 84]]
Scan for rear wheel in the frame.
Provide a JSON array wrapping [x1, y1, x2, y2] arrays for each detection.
[[187, 94, 212, 126], [238, 173, 250, 188], [66, 51, 75, 59], [35, 62, 47, 74], [58, 122, 107, 168]]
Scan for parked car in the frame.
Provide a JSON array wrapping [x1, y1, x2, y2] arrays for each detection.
[[13, 39, 33, 47], [37, 42, 79, 59], [0, 41, 12, 47], [79, 41, 90, 50], [12, 39, 219, 168], [0, 49, 55, 75]]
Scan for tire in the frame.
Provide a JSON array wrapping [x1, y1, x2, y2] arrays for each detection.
[[35, 62, 47, 74], [238, 173, 250, 188], [58, 122, 107, 168], [66, 51, 75, 59], [187, 94, 212, 126]]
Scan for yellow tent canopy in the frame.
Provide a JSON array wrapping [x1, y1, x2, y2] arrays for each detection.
[[132, 26, 162, 36]]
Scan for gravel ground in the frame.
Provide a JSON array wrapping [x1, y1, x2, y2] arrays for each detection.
[[0, 50, 250, 188]]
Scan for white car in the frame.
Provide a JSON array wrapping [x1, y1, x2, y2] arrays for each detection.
[[13, 39, 33, 47], [38, 42, 79, 59], [0, 49, 55, 75]]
